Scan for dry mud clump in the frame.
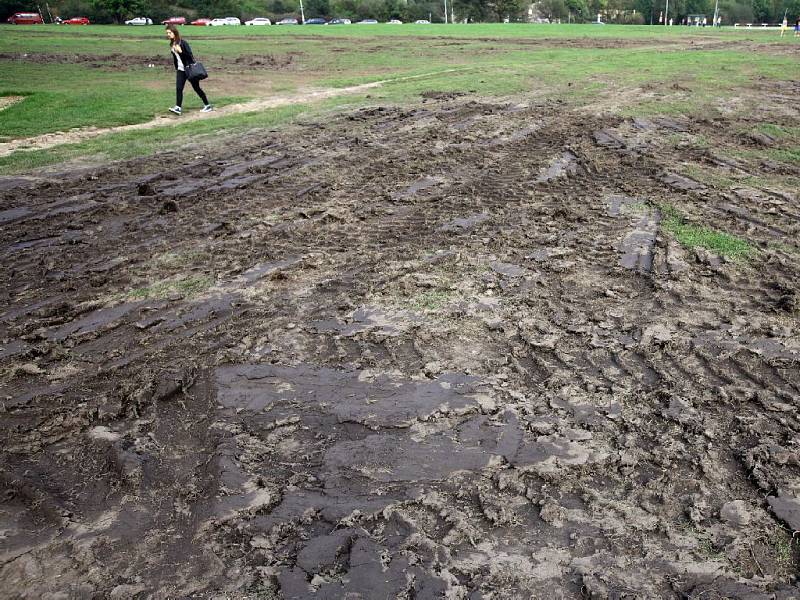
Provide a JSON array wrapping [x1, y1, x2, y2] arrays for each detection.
[[1, 94, 799, 598]]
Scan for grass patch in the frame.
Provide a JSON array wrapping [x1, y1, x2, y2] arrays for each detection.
[[682, 165, 737, 190], [2, 25, 798, 141], [409, 290, 455, 311], [0, 102, 312, 174], [154, 249, 212, 270], [660, 205, 754, 260], [2, 24, 799, 170], [128, 275, 213, 300], [771, 531, 796, 572], [768, 147, 800, 164]]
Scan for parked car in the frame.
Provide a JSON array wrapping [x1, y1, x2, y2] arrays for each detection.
[[125, 17, 153, 25], [210, 17, 241, 25], [7, 12, 44, 24], [191, 18, 211, 25], [328, 18, 351, 24], [357, 18, 378, 24], [245, 17, 272, 25], [414, 19, 430, 23], [162, 17, 186, 25], [304, 17, 326, 24], [63, 16, 90, 24], [277, 17, 298, 24], [387, 19, 403, 24]]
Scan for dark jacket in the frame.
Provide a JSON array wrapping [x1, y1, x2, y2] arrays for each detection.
[[171, 39, 195, 70]]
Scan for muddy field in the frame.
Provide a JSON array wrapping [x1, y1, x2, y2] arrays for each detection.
[[1, 84, 800, 598]]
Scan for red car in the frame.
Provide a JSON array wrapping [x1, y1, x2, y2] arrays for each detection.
[[8, 12, 44, 24], [191, 18, 211, 25], [63, 16, 90, 24], [162, 17, 186, 24]]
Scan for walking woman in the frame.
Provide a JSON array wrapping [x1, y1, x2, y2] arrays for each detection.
[[165, 24, 213, 115]]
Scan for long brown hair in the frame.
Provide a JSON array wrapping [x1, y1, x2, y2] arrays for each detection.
[[165, 24, 181, 44]]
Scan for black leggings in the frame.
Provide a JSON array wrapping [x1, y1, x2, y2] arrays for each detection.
[[176, 70, 209, 107]]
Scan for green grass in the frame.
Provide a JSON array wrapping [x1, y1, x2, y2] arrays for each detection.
[[660, 205, 755, 260], [756, 123, 798, 139], [5, 23, 792, 41], [0, 60, 248, 141], [2, 25, 798, 137], [1, 23, 798, 172], [0, 101, 313, 173], [409, 290, 455, 311], [128, 274, 213, 300]]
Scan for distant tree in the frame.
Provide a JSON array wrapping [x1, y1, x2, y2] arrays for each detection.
[[566, 0, 591, 20], [0, 0, 34, 20], [330, 0, 357, 17], [718, 0, 753, 21], [539, 0, 569, 19], [751, 0, 769, 20], [633, 0, 655, 22], [90, 0, 142, 22], [266, 0, 296, 15], [486, 0, 525, 20], [452, 0, 487, 21], [304, 0, 330, 17]]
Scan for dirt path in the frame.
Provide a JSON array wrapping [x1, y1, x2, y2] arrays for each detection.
[[0, 83, 384, 158], [1, 92, 799, 598], [0, 69, 465, 158]]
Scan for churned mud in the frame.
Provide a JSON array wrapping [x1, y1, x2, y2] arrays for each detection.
[[1, 91, 799, 598]]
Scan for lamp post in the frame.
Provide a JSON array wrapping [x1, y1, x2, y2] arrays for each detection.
[[299, 0, 305, 24], [664, 0, 669, 25]]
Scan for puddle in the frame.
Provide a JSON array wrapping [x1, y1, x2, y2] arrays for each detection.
[[216, 364, 484, 428], [311, 306, 422, 337], [606, 194, 640, 217]]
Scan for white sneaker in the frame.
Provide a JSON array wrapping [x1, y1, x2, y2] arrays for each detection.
[[169, 106, 182, 115], [201, 104, 214, 112]]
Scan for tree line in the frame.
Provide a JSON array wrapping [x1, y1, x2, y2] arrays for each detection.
[[2, 0, 797, 26]]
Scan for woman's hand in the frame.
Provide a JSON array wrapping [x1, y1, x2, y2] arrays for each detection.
[[173, 43, 182, 53]]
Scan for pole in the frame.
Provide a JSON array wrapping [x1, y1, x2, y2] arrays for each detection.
[[712, 0, 719, 25], [45, 1, 53, 22], [299, 0, 305, 23], [443, 0, 447, 23], [664, 0, 668, 25]]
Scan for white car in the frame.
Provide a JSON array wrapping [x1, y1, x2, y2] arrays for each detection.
[[414, 19, 430, 24], [245, 17, 271, 25], [125, 17, 152, 25], [277, 17, 299, 24], [210, 17, 240, 25], [387, 19, 402, 24]]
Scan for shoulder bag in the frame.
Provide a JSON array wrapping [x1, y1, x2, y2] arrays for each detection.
[[186, 62, 208, 82]]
